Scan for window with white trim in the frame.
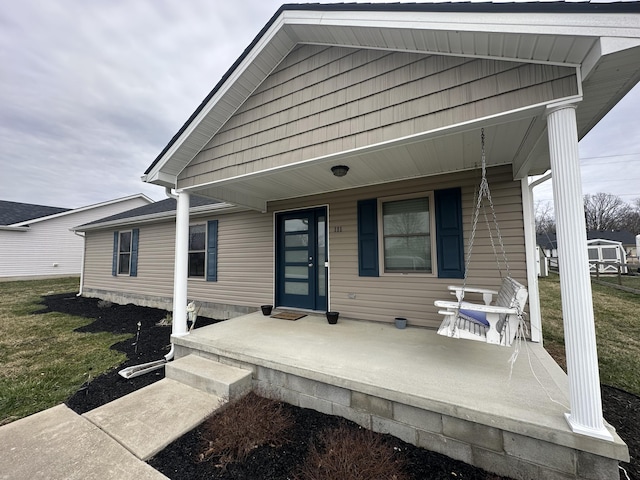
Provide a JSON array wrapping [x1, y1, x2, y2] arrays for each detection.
[[379, 193, 434, 274], [118, 231, 132, 275], [188, 224, 206, 278]]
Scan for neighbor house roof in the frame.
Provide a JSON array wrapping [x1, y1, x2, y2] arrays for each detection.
[[75, 195, 232, 231], [0, 200, 70, 226], [587, 230, 637, 245], [537, 230, 637, 250]]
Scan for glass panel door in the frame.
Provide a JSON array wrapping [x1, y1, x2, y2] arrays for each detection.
[[276, 208, 327, 310]]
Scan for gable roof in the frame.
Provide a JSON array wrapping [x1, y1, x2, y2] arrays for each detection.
[[75, 195, 228, 231], [1, 195, 154, 228], [144, 1, 640, 194], [0, 200, 70, 226]]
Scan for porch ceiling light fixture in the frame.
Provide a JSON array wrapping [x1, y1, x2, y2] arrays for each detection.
[[331, 165, 349, 177]]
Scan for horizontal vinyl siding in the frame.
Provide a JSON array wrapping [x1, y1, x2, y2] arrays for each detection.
[[82, 212, 274, 312], [271, 165, 525, 329], [178, 45, 576, 187]]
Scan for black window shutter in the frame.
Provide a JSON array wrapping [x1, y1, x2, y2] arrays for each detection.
[[357, 199, 379, 277], [130, 228, 139, 277], [435, 188, 465, 279], [112, 231, 119, 276], [206, 220, 218, 282]]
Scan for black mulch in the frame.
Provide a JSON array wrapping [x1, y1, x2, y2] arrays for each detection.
[[39, 294, 638, 480]]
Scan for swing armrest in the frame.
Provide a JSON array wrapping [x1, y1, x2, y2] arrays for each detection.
[[447, 286, 498, 305], [434, 300, 518, 316]]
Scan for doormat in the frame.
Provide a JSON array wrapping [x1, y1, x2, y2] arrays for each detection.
[[271, 312, 307, 321]]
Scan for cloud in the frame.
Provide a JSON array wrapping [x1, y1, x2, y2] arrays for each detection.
[[1, 1, 638, 209]]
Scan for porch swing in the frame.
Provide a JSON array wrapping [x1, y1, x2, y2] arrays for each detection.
[[434, 129, 528, 347]]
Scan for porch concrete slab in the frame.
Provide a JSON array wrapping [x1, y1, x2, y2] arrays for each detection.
[[174, 312, 628, 461], [83, 378, 221, 461], [0, 404, 167, 480]]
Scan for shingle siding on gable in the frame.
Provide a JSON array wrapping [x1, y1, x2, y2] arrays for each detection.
[[177, 45, 577, 188]]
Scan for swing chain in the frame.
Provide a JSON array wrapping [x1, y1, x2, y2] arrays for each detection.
[[453, 128, 511, 336]]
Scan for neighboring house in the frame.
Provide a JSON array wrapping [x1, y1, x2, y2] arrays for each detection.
[[76, 1, 640, 466], [0, 195, 152, 280], [538, 230, 637, 272]]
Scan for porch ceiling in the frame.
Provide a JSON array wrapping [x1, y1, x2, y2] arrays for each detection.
[[145, 5, 640, 211]]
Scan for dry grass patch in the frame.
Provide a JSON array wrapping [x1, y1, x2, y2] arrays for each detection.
[[199, 392, 293, 468], [294, 423, 408, 480]]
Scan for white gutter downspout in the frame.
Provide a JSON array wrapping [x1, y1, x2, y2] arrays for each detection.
[[118, 187, 188, 377], [521, 173, 552, 343], [73, 231, 86, 297]]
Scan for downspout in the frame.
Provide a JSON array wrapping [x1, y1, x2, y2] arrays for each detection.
[[164, 187, 179, 361], [117, 187, 186, 377], [521, 173, 552, 343], [73, 231, 86, 297]]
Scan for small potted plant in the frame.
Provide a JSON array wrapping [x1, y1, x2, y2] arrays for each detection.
[[395, 317, 407, 329], [261, 305, 273, 316], [326, 311, 339, 324]]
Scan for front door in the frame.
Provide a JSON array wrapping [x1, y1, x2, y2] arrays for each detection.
[[276, 207, 327, 311]]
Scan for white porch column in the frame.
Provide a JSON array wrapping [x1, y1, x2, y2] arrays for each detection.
[[172, 191, 190, 337], [520, 178, 542, 342], [546, 102, 612, 441]]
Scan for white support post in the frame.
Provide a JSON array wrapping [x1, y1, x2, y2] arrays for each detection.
[[172, 191, 190, 337], [546, 102, 613, 441], [520, 178, 542, 343]]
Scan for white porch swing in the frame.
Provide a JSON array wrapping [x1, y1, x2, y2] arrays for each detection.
[[435, 129, 528, 347]]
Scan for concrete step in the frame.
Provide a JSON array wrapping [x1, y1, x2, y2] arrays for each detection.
[[165, 354, 252, 400], [83, 378, 221, 461]]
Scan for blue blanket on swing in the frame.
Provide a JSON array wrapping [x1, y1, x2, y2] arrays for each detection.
[[459, 309, 490, 327]]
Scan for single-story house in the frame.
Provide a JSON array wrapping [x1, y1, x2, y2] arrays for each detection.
[[1, 195, 152, 280], [75, 3, 640, 478]]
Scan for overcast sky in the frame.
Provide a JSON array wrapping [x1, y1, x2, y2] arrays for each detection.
[[1, 1, 638, 210]]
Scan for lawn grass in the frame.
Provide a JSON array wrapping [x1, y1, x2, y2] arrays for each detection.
[[0, 277, 131, 425], [540, 273, 640, 396], [592, 273, 640, 291]]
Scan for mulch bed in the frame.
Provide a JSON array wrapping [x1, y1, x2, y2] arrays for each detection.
[[39, 294, 639, 480]]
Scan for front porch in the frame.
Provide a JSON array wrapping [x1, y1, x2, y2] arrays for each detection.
[[173, 312, 628, 480]]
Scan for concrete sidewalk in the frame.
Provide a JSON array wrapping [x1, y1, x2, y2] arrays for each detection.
[[0, 378, 221, 480]]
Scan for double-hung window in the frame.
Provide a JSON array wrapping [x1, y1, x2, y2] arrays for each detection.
[[188, 224, 206, 278], [118, 231, 131, 275], [358, 188, 464, 279], [118, 231, 132, 275], [112, 229, 139, 277], [380, 194, 433, 274]]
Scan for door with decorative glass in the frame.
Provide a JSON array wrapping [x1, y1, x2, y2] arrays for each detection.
[[276, 208, 327, 311]]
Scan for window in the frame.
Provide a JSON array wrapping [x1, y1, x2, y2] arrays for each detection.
[[112, 229, 139, 277], [118, 231, 132, 274], [380, 195, 433, 273], [357, 188, 463, 279], [189, 224, 206, 278]]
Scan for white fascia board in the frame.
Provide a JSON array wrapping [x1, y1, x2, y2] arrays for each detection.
[[145, 14, 292, 183], [285, 9, 640, 39], [10, 194, 154, 227], [74, 202, 242, 232]]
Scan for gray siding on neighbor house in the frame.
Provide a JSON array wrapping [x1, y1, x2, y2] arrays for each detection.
[[82, 167, 524, 329], [177, 45, 576, 188]]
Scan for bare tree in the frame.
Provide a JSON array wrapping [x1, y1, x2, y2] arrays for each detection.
[[618, 198, 640, 234], [534, 200, 556, 235], [583, 193, 631, 231]]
